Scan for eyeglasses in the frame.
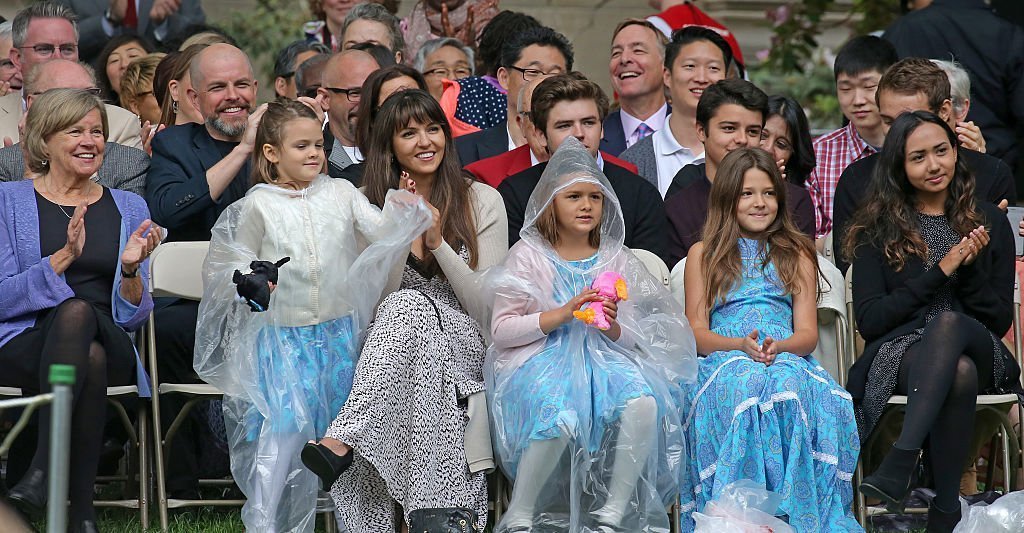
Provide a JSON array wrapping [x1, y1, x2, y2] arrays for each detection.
[[423, 67, 472, 79], [508, 65, 562, 82], [323, 86, 361, 103], [19, 43, 78, 59]]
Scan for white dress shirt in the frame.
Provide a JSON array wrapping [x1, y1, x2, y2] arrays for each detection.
[[653, 115, 704, 197]]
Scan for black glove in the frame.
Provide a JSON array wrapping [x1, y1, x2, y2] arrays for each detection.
[[232, 257, 290, 312]]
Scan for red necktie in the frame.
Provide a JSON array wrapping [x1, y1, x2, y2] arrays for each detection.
[[124, 0, 138, 28]]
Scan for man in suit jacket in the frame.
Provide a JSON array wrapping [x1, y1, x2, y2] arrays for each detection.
[[0, 141, 148, 195], [59, 0, 206, 62], [0, 60, 142, 149], [455, 26, 573, 166], [831, 58, 1018, 275], [602, 20, 671, 157], [144, 43, 258, 501], [320, 50, 380, 185], [468, 144, 639, 189], [499, 74, 667, 260]]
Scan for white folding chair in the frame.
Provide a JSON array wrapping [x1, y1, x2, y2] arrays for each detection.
[[145, 242, 244, 531], [813, 255, 848, 385], [632, 248, 671, 289], [669, 258, 686, 310]]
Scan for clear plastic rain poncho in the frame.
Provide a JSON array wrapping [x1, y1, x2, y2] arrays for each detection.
[[194, 176, 431, 532], [483, 138, 698, 532]]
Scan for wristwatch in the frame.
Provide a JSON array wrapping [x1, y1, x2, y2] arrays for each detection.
[[122, 266, 139, 278]]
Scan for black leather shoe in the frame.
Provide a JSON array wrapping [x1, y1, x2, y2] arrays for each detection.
[[301, 441, 353, 491], [7, 467, 47, 520], [925, 501, 961, 533], [859, 446, 922, 513], [68, 519, 100, 533]]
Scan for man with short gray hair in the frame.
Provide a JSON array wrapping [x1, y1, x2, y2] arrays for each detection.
[[340, 2, 405, 64], [273, 39, 330, 99], [931, 58, 986, 153]]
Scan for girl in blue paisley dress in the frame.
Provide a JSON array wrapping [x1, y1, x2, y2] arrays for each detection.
[[486, 139, 697, 532], [679, 147, 861, 532]]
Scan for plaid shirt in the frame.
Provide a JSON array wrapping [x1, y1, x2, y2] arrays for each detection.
[[807, 122, 877, 237]]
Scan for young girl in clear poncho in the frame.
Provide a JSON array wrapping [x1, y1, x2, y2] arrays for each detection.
[[193, 100, 431, 532], [485, 138, 698, 532]]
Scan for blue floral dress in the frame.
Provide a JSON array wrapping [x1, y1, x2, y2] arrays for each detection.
[[499, 254, 653, 476], [678, 238, 861, 532]]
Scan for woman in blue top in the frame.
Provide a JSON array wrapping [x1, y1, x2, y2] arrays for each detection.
[[679, 147, 860, 532], [0, 89, 161, 533]]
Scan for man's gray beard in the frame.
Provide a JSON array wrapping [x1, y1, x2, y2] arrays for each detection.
[[207, 114, 247, 139]]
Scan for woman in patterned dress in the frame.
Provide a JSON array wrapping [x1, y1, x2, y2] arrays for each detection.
[[301, 89, 508, 532], [844, 111, 1022, 532], [680, 147, 861, 532]]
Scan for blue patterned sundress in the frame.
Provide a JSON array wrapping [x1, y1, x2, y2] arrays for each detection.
[[678, 238, 862, 532], [498, 254, 653, 477], [244, 315, 358, 440]]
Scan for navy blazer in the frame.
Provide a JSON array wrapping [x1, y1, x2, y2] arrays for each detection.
[[600, 110, 627, 157], [146, 123, 251, 242], [455, 123, 509, 167]]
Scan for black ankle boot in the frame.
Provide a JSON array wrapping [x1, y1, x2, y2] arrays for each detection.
[[925, 501, 961, 533], [6, 467, 47, 520], [859, 446, 921, 511]]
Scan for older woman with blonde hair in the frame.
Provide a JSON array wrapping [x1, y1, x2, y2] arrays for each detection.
[[0, 89, 162, 533], [121, 52, 167, 127]]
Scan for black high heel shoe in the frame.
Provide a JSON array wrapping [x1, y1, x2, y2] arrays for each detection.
[[69, 519, 100, 533], [6, 467, 47, 520], [301, 441, 353, 491], [859, 446, 922, 513]]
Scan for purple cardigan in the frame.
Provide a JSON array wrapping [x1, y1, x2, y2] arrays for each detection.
[[0, 180, 154, 395]]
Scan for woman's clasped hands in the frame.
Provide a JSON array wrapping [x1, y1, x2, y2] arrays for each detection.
[[938, 225, 989, 276]]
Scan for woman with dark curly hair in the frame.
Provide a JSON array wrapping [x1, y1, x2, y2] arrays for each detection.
[[845, 111, 1023, 532]]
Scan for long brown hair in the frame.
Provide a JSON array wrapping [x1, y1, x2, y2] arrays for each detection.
[[362, 89, 479, 277], [843, 111, 982, 270], [700, 147, 820, 306]]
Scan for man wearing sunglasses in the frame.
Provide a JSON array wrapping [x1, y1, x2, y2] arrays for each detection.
[[318, 49, 380, 183], [0, 2, 142, 149]]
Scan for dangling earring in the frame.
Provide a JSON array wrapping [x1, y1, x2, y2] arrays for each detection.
[[41, 159, 48, 167], [172, 100, 179, 112]]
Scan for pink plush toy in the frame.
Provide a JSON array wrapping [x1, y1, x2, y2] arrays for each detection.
[[573, 271, 628, 330]]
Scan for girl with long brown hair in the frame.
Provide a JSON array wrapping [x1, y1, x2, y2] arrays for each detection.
[[845, 111, 1021, 532], [679, 147, 860, 531], [302, 89, 509, 531]]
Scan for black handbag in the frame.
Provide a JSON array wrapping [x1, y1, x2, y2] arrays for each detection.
[[407, 508, 479, 533]]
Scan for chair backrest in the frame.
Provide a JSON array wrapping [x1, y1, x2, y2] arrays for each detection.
[[632, 248, 670, 289], [821, 231, 836, 266], [813, 255, 847, 383], [148, 241, 210, 300], [669, 257, 686, 309]]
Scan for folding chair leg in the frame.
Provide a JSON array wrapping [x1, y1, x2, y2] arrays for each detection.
[[1003, 428, 1012, 493], [671, 495, 681, 533], [856, 462, 867, 527], [139, 405, 150, 529]]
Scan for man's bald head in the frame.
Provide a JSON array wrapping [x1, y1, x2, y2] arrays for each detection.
[[320, 49, 380, 146], [189, 43, 253, 89], [24, 59, 96, 107], [186, 43, 258, 141]]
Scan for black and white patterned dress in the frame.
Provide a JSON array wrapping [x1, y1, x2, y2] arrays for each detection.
[[325, 248, 488, 532], [857, 213, 1010, 440]]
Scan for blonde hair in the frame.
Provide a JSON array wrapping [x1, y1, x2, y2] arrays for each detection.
[[120, 53, 166, 112], [251, 100, 320, 185], [179, 31, 232, 51], [23, 89, 108, 175]]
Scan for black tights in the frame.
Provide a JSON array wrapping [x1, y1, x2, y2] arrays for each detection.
[[29, 299, 114, 523], [894, 311, 996, 511]]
